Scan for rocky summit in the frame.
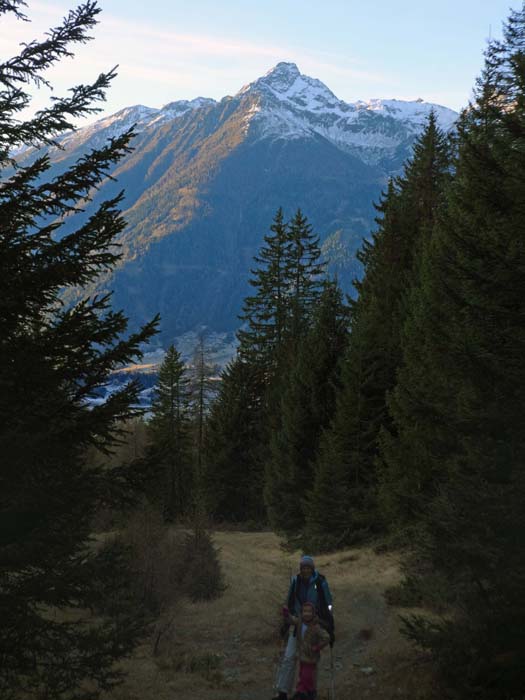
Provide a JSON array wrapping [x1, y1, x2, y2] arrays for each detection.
[[21, 62, 458, 343]]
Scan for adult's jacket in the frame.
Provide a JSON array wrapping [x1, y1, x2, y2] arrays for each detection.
[[286, 570, 333, 616]]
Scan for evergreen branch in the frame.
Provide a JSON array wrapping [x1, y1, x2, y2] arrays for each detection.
[[0, 2, 101, 90], [0, 0, 27, 20], [0, 69, 117, 154]]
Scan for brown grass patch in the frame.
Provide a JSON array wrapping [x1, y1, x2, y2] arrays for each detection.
[[102, 532, 439, 700]]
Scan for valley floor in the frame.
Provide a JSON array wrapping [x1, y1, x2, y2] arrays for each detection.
[[106, 531, 439, 700]]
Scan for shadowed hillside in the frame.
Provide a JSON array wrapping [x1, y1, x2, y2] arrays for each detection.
[[21, 63, 456, 343]]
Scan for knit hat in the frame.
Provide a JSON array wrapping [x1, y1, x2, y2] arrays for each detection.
[[300, 555, 315, 569], [301, 601, 317, 619]]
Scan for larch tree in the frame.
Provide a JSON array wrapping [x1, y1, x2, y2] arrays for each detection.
[[189, 335, 217, 486]]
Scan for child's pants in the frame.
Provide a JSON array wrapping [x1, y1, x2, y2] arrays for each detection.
[[296, 660, 317, 695]]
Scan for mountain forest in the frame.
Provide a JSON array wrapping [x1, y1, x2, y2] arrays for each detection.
[[1, 1, 525, 700]]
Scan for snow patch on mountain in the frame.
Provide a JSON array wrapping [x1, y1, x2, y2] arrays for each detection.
[[359, 97, 457, 130], [152, 97, 217, 126], [238, 62, 458, 165], [56, 98, 217, 153], [241, 102, 262, 134], [30, 62, 457, 168]]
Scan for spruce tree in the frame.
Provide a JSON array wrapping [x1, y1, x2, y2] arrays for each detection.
[[302, 116, 451, 549], [264, 280, 349, 535], [262, 208, 326, 446], [209, 208, 325, 524], [286, 208, 326, 340], [203, 358, 265, 522], [238, 207, 325, 397], [237, 207, 290, 380], [305, 432, 355, 550], [306, 304, 379, 548], [305, 115, 451, 548], [221, 209, 290, 517], [148, 344, 192, 520], [0, 2, 158, 697], [383, 8, 525, 696]]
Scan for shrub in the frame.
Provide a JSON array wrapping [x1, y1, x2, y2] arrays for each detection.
[[178, 526, 226, 602], [119, 506, 179, 615]]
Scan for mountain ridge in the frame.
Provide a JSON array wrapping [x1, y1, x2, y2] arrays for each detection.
[[19, 62, 458, 343], [47, 62, 457, 168]]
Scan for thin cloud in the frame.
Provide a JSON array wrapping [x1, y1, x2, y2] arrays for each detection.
[[1, 1, 425, 119], [103, 18, 285, 60], [4, 1, 390, 85], [22, 2, 293, 61]]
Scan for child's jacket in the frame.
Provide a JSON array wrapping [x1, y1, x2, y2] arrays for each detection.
[[290, 612, 330, 664]]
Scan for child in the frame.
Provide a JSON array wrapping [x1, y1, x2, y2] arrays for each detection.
[[285, 600, 330, 700]]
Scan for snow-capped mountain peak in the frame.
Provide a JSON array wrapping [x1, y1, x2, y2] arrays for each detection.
[[146, 97, 216, 127], [258, 61, 301, 92], [32, 62, 458, 169], [239, 61, 340, 112], [234, 62, 458, 165]]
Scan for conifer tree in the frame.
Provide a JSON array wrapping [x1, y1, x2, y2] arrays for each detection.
[[264, 280, 349, 534], [382, 8, 525, 695], [238, 207, 325, 396], [208, 208, 325, 523], [0, 2, 158, 697], [189, 335, 217, 481], [262, 208, 326, 445], [203, 358, 265, 521], [306, 304, 378, 548], [394, 110, 452, 282], [286, 208, 326, 340], [305, 432, 355, 550], [237, 207, 290, 381], [222, 209, 290, 517], [307, 115, 451, 547], [148, 345, 192, 520]]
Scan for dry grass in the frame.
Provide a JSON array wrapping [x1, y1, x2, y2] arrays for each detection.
[[103, 531, 440, 700]]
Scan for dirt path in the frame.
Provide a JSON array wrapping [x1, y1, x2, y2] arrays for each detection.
[[108, 531, 436, 700]]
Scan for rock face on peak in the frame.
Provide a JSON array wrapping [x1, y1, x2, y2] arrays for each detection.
[[18, 63, 459, 343], [257, 61, 302, 90], [240, 61, 343, 119], [241, 61, 338, 106], [237, 63, 457, 167]]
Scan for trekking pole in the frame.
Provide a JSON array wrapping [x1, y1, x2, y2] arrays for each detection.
[[330, 645, 336, 700]]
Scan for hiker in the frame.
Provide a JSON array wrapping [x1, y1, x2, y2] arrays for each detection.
[[287, 600, 330, 699], [272, 555, 334, 700]]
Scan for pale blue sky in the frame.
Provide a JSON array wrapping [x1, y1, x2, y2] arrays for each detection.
[[0, 0, 518, 122]]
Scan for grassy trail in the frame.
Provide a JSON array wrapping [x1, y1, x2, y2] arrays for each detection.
[[107, 531, 437, 700]]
